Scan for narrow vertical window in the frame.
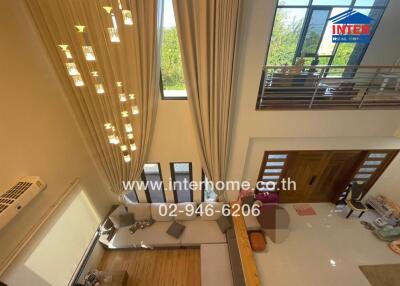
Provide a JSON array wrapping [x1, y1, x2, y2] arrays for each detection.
[[142, 163, 165, 202], [170, 162, 193, 202], [160, 0, 187, 99]]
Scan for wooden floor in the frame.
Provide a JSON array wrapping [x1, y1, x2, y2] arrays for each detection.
[[98, 248, 201, 286]]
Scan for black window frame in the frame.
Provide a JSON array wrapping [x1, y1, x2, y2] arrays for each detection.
[[159, 0, 187, 100], [261, 0, 388, 71], [141, 162, 166, 203], [170, 162, 193, 202]]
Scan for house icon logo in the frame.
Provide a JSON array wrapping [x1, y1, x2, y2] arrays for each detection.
[[329, 9, 374, 43]]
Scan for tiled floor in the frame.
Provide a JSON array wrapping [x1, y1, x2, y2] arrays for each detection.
[[255, 203, 400, 286]]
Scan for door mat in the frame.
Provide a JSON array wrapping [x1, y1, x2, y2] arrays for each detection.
[[359, 264, 400, 286], [293, 204, 316, 216]]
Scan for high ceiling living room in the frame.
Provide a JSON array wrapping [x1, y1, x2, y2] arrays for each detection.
[[1, 0, 400, 286]]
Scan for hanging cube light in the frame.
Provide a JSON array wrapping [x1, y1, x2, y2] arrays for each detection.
[[65, 62, 80, 76], [124, 123, 133, 133], [95, 83, 105, 94], [82, 46, 96, 61], [72, 74, 84, 87], [131, 105, 139, 115], [122, 10, 133, 25], [130, 143, 137, 151], [119, 94, 127, 102], [123, 154, 131, 163]]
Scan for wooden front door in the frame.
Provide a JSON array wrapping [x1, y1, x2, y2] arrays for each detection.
[[279, 151, 329, 203]]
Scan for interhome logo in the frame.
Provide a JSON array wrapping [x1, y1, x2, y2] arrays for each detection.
[[329, 9, 374, 43]]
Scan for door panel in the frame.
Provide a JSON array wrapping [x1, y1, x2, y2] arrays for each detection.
[[279, 151, 329, 203], [312, 151, 364, 203]]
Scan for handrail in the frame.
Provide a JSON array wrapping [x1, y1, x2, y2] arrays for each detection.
[[230, 202, 261, 286], [258, 64, 400, 110], [265, 65, 400, 69]]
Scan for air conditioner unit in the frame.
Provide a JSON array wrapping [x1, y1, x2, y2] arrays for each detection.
[[0, 176, 46, 231]]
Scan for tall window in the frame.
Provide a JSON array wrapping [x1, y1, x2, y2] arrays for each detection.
[[266, 0, 388, 68], [170, 162, 193, 202], [201, 171, 218, 202], [142, 163, 165, 202], [160, 0, 187, 99]]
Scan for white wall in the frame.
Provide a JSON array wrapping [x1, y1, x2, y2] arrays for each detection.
[[143, 100, 202, 202], [2, 186, 102, 286], [0, 0, 114, 282], [226, 0, 400, 202]]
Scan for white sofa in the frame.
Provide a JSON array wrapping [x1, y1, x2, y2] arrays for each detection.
[[101, 202, 227, 249]]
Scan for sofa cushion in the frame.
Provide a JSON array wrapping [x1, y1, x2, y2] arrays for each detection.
[[151, 203, 174, 221], [110, 222, 181, 248], [167, 222, 186, 238], [119, 213, 135, 228], [217, 216, 232, 234], [200, 202, 224, 221], [180, 217, 226, 246], [126, 203, 151, 221], [175, 202, 197, 221], [108, 205, 127, 229]]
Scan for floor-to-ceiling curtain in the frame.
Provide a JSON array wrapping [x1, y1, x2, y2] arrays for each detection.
[[26, 0, 160, 194], [172, 0, 241, 199]]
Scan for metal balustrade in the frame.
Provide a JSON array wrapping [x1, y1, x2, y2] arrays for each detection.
[[257, 65, 400, 110]]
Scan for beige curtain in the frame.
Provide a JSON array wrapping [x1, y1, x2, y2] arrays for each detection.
[[172, 0, 241, 197], [26, 0, 160, 194]]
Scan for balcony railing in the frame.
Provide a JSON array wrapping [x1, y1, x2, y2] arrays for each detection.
[[257, 65, 400, 110]]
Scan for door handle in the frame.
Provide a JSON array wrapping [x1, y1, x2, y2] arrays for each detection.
[[309, 176, 317, 186]]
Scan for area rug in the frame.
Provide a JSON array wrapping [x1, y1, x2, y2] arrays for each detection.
[[293, 204, 316, 216], [359, 264, 400, 286]]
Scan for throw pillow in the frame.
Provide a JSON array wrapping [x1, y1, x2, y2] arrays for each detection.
[[242, 195, 255, 207], [216, 215, 233, 233], [166, 222, 186, 239], [119, 213, 135, 228], [108, 205, 127, 229]]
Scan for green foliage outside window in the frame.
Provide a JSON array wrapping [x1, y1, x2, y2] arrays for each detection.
[[161, 27, 185, 90]]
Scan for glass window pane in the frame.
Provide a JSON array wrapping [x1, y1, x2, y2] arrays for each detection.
[[312, 0, 352, 4], [144, 163, 160, 174], [263, 176, 280, 180], [359, 167, 377, 173], [268, 154, 288, 159], [172, 163, 191, 202], [143, 163, 164, 202], [368, 153, 387, 158], [354, 0, 388, 6], [354, 173, 372, 179], [318, 8, 347, 56], [301, 9, 330, 56], [161, 0, 186, 98], [267, 8, 307, 65], [264, 169, 283, 173], [364, 160, 382, 166], [173, 163, 190, 173], [278, 0, 309, 5], [266, 161, 285, 166]]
